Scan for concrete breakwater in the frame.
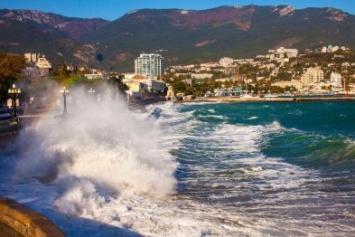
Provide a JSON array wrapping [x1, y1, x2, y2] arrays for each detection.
[[0, 197, 64, 237]]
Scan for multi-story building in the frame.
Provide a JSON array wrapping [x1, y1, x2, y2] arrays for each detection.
[[24, 53, 52, 77], [134, 53, 164, 77], [125, 78, 167, 99], [36, 57, 52, 69], [268, 47, 298, 59], [301, 67, 324, 85], [330, 72, 342, 87], [24, 53, 52, 69], [219, 57, 234, 67]]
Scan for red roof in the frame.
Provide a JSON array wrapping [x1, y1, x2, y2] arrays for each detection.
[[133, 75, 146, 80]]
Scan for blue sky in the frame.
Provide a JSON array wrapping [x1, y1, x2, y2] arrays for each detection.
[[0, 0, 354, 21]]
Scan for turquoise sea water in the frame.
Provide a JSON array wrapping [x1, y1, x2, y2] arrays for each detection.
[[176, 101, 355, 167], [155, 100, 355, 235], [0, 99, 354, 236]]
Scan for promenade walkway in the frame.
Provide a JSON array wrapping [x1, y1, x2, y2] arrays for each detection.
[[0, 110, 65, 236]]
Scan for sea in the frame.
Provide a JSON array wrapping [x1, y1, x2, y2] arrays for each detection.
[[0, 95, 355, 237]]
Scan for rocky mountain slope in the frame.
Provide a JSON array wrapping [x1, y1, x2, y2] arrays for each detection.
[[0, 9, 109, 66], [0, 5, 354, 71]]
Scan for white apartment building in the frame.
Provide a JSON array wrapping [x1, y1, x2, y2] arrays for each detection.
[[321, 45, 349, 53], [268, 47, 298, 58], [219, 57, 234, 67], [330, 72, 343, 87], [24, 53, 41, 64], [24, 53, 52, 69], [125, 78, 167, 99], [275, 47, 298, 58], [143, 79, 167, 93], [321, 45, 339, 53], [36, 57, 52, 69], [301, 67, 324, 85], [191, 73, 213, 79], [134, 53, 164, 77]]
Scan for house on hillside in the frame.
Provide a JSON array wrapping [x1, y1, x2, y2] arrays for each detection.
[[83, 73, 103, 79], [24, 53, 52, 76], [36, 57, 52, 69]]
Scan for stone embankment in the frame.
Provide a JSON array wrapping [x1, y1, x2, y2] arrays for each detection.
[[0, 197, 64, 237]]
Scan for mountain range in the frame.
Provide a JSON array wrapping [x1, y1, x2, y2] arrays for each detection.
[[0, 5, 354, 72]]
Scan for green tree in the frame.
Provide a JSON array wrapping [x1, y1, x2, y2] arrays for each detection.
[[108, 74, 128, 93], [172, 79, 187, 94], [59, 64, 70, 80], [0, 53, 26, 103]]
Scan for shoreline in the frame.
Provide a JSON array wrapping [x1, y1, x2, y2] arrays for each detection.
[[178, 95, 355, 103]]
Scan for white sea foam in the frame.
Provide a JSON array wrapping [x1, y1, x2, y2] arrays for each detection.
[[14, 92, 178, 197], [247, 116, 258, 120], [1, 88, 196, 236], [2, 94, 269, 237], [211, 123, 264, 153], [199, 114, 226, 120], [1, 99, 354, 236]]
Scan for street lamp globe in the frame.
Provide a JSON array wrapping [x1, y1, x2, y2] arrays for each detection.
[[8, 83, 21, 118]]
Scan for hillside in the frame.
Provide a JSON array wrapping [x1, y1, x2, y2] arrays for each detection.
[[0, 6, 354, 71], [84, 5, 355, 71], [0, 9, 109, 66]]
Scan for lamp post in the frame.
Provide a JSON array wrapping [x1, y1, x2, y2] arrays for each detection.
[[8, 84, 21, 118], [61, 86, 69, 114]]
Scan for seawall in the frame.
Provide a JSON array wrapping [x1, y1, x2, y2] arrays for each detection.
[[0, 197, 65, 237]]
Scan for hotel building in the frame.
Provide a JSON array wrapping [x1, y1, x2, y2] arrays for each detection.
[[301, 67, 324, 85], [134, 53, 164, 77]]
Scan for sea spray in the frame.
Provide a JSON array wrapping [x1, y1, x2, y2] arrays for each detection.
[[2, 99, 355, 236], [11, 86, 177, 216]]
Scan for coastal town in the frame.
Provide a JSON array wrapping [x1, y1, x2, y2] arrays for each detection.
[[1, 2, 355, 237], [0, 43, 354, 123], [0, 44, 353, 136], [20, 44, 355, 104], [1, 44, 355, 237]]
